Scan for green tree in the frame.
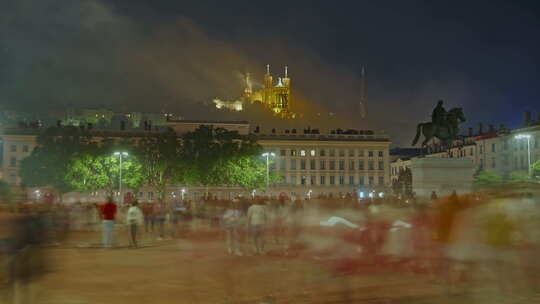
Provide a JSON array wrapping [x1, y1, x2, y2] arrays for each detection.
[[181, 125, 262, 195], [65, 141, 144, 196], [223, 156, 278, 190], [474, 171, 502, 187], [136, 129, 182, 201], [508, 172, 531, 183], [19, 127, 92, 198], [531, 160, 540, 180]]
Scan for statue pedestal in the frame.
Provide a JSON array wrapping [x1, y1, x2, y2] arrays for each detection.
[[410, 158, 474, 198]]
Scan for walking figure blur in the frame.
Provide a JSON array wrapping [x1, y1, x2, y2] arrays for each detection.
[[127, 201, 144, 248], [221, 200, 242, 255], [100, 199, 117, 248], [247, 201, 267, 255], [142, 203, 154, 233]]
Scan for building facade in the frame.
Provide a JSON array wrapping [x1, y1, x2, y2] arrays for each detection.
[[1, 122, 391, 202], [0, 130, 38, 185], [258, 131, 391, 199], [390, 115, 540, 186]]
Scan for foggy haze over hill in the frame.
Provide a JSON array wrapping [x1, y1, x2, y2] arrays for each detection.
[[1, 0, 539, 146]]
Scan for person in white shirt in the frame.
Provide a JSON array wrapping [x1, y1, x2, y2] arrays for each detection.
[[127, 201, 144, 248], [247, 201, 267, 255]]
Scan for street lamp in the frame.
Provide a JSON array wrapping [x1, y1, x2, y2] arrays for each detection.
[[113, 152, 128, 205], [515, 134, 532, 176], [181, 188, 186, 201], [262, 152, 276, 189]]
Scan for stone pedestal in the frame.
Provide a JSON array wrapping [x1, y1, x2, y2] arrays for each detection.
[[410, 158, 475, 198]]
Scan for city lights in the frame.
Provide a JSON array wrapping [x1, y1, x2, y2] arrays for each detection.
[[262, 152, 276, 189], [113, 152, 129, 205]]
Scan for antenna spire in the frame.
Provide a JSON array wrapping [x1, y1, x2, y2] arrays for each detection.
[[285, 66, 288, 78], [360, 66, 367, 119], [266, 64, 270, 75]]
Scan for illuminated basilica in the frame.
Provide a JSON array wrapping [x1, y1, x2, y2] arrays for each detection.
[[213, 64, 295, 118], [244, 65, 293, 117]]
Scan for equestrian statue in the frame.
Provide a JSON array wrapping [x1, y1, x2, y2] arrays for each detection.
[[411, 100, 466, 148]]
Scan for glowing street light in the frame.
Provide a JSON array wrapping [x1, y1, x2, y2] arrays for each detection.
[[262, 152, 276, 189], [113, 152, 128, 205], [515, 134, 532, 176], [181, 188, 186, 201]]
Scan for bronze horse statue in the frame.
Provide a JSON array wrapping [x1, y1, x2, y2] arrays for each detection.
[[412, 107, 466, 148]]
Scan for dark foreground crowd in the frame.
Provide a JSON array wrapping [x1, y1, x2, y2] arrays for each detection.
[[1, 189, 540, 302]]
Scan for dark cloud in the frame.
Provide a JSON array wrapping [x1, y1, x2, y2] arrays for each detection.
[[1, 0, 539, 146]]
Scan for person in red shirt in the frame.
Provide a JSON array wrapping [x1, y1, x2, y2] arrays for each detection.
[[100, 199, 117, 248]]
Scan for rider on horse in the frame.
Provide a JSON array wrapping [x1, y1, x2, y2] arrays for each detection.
[[432, 100, 447, 127], [412, 100, 466, 148]]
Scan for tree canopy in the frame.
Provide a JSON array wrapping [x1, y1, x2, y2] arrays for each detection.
[[135, 129, 182, 200], [181, 125, 264, 191], [19, 127, 92, 194], [474, 171, 502, 187], [65, 142, 144, 196], [19, 125, 270, 199], [531, 160, 540, 180]]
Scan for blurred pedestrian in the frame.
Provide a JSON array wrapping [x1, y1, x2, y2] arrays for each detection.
[[100, 198, 117, 248], [154, 201, 167, 240], [126, 201, 144, 248], [0, 204, 16, 289], [247, 201, 267, 255], [12, 206, 48, 304], [222, 201, 242, 255], [142, 203, 154, 233]]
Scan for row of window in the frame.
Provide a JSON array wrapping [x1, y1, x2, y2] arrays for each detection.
[[448, 137, 540, 157], [9, 144, 30, 153], [277, 149, 385, 158], [276, 159, 385, 171], [476, 155, 534, 170], [283, 175, 385, 186]]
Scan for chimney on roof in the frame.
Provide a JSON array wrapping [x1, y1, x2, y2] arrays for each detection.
[[468, 128, 473, 137], [478, 123, 483, 135], [524, 111, 532, 126]]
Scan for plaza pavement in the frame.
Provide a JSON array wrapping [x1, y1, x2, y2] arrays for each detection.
[[1, 228, 538, 304]]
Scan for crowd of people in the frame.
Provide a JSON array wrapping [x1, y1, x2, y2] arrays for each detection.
[[1, 188, 540, 300]]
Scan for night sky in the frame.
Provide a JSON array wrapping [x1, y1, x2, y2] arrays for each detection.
[[1, 0, 539, 146]]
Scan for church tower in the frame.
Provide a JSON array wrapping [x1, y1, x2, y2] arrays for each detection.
[[243, 72, 252, 101], [263, 64, 273, 106], [272, 66, 291, 114]]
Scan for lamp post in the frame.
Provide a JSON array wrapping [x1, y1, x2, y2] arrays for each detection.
[[114, 152, 128, 205], [262, 152, 276, 189], [515, 134, 532, 176]]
